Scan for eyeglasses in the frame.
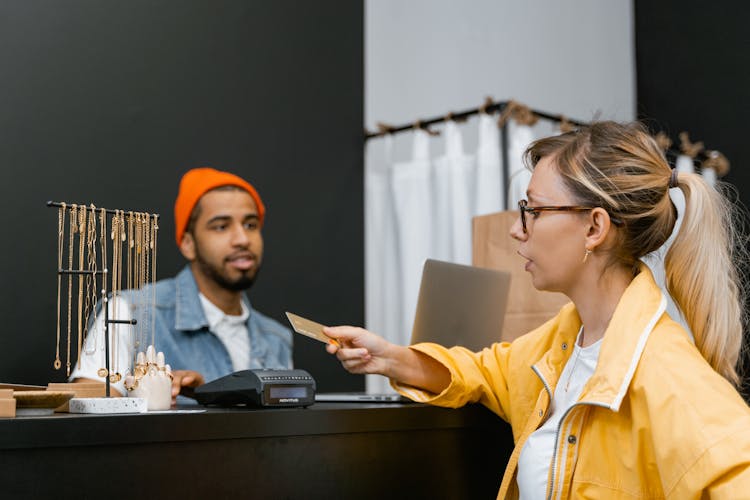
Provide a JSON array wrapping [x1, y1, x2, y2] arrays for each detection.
[[517, 199, 595, 234]]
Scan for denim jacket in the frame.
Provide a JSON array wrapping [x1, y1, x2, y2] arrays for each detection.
[[126, 266, 293, 384]]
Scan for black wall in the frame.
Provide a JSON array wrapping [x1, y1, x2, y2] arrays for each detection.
[[0, 1, 364, 391], [635, 0, 750, 393], [635, 1, 749, 196]]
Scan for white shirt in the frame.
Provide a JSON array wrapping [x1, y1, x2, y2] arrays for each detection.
[[197, 293, 251, 371], [517, 328, 602, 499]]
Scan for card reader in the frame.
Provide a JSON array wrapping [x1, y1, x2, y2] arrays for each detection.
[[194, 369, 316, 407]]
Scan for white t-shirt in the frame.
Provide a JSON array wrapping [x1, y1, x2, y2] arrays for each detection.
[[197, 293, 250, 371], [71, 293, 251, 394], [517, 328, 602, 499]]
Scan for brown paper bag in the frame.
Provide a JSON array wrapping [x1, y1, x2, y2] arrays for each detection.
[[472, 211, 569, 343]]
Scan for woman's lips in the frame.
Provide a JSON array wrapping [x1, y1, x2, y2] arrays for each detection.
[[518, 251, 532, 271]]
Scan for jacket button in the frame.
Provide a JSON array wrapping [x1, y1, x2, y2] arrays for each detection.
[[567, 435, 577, 444], [561, 342, 568, 350], [538, 409, 543, 417]]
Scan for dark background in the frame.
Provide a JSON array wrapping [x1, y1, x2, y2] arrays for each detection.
[[634, 0, 750, 394], [0, 1, 365, 391]]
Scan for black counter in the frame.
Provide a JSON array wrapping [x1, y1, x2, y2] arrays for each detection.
[[0, 402, 513, 499]]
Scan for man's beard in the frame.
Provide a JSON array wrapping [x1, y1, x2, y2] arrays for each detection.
[[194, 246, 261, 292]]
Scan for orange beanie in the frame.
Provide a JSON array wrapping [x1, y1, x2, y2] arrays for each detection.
[[174, 167, 266, 245]]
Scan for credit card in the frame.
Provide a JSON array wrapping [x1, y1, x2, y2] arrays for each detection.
[[285, 312, 340, 347]]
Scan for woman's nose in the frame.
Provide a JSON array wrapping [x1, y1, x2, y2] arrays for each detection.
[[509, 215, 527, 241]]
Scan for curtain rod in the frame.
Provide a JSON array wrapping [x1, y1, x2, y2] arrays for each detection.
[[364, 100, 587, 140], [363, 100, 725, 172]]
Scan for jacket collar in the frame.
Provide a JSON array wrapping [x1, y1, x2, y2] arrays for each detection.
[[174, 265, 256, 334], [587, 263, 666, 410], [174, 266, 210, 331], [535, 262, 667, 411]]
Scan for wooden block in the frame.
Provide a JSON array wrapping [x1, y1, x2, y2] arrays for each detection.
[[48, 382, 106, 412], [48, 382, 103, 392], [0, 389, 13, 399], [0, 397, 16, 418], [0, 383, 46, 391]]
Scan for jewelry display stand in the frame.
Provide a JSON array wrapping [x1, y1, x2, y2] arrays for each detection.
[[67, 289, 146, 414], [48, 201, 158, 414]]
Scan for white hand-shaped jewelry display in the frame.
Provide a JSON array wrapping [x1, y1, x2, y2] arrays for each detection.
[[124, 345, 172, 410]]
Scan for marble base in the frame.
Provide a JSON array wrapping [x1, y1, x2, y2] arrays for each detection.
[[68, 397, 147, 414]]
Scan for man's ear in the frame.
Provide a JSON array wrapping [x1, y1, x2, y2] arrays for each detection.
[[179, 232, 196, 261]]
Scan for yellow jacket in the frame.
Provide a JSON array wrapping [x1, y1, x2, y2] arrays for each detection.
[[395, 265, 750, 499]]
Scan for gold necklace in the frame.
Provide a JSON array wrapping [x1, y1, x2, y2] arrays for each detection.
[[134, 212, 142, 349], [66, 204, 77, 377], [143, 214, 150, 349], [96, 207, 108, 378], [128, 212, 137, 357], [151, 214, 158, 347], [80, 205, 96, 367], [76, 206, 87, 376], [82, 205, 97, 359], [54, 203, 65, 370], [110, 210, 123, 383]]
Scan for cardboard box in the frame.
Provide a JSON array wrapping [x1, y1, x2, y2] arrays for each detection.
[[472, 211, 569, 342]]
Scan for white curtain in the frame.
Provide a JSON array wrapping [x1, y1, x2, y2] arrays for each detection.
[[364, 134, 401, 345], [702, 167, 717, 187], [364, 117, 505, 393], [364, 135, 404, 393], [506, 119, 536, 207], [433, 121, 476, 264], [390, 129, 435, 348], [675, 154, 695, 174], [476, 113, 504, 215]]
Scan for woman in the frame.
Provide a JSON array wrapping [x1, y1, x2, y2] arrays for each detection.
[[324, 121, 750, 498]]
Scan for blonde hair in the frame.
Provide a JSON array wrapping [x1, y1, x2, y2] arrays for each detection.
[[525, 121, 747, 386]]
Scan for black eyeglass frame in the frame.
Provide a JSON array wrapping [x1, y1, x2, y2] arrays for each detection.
[[517, 199, 623, 233]]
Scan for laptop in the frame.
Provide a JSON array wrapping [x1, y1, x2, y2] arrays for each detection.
[[315, 259, 511, 403]]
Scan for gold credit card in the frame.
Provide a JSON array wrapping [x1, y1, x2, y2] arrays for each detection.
[[285, 312, 340, 347]]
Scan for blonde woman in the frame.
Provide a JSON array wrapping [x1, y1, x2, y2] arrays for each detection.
[[325, 122, 750, 498]]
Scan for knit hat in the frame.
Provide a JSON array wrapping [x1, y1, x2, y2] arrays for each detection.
[[174, 167, 265, 245]]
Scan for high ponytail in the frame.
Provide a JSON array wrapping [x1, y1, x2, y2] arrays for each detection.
[[665, 173, 747, 385]]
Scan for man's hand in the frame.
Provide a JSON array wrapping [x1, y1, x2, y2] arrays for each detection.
[[170, 370, 205, 406]]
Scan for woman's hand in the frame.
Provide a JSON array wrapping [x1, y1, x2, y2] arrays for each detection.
[[323, 326, 393, 376]]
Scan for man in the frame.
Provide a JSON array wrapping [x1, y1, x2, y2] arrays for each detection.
[[72, 167, 293, 403]]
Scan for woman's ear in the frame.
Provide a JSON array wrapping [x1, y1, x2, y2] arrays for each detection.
[[585, 207, 612, 250], [179, 232, 196, 261]]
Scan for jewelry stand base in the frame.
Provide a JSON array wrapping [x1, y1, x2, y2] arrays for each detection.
[[68, 397, 147, 414]]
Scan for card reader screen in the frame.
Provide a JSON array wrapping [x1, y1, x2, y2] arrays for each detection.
[[270, 386, 307, 399]]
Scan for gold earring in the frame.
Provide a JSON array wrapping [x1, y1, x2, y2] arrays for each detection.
[[583, 248, 592, 263]]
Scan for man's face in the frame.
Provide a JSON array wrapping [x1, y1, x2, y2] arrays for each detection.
[[180, 188, 264, 291]]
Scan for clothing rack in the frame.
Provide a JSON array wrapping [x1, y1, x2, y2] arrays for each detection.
[[364, 100, 726, 210], [364, 100, 587, 140], [365, 100, 590, 210]]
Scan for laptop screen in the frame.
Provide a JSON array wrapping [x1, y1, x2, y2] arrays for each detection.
[[409, 259, 511, 351]]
